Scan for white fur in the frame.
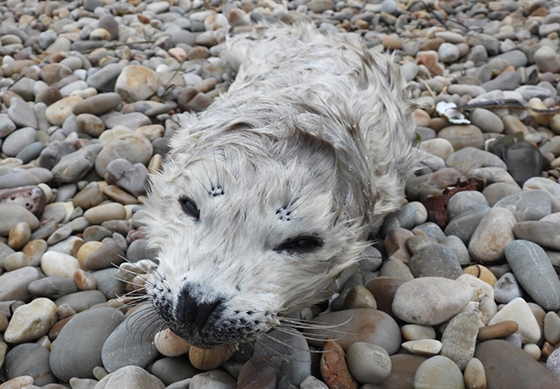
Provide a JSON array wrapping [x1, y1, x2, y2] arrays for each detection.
[[144, 24, 418, 348]]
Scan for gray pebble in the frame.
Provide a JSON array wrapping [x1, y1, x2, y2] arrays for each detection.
[[101, 304, 160, 373], [5, 343, 55, 386], [494, 272, 523, 304], [55, 290, 107, 312], [52, 144, 103, 183], [494, 190, 552, 222], [447, 191, 489, 221], [2, 127, 37, 157], [8, 98, 38, 129], [505, 240, 560, 310], [512, 221, 560, 251], [28, 276, 79, 299], [409, 243, 463, 279], [50, 307, 125, 382]]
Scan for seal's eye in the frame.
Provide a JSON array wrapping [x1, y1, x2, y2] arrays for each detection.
[[275, 236, 323, 254], [179, 197, 200, 220]]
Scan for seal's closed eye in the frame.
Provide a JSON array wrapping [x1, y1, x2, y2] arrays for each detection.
[[274, 236, 323, 254], [179, 197, 200, 220]]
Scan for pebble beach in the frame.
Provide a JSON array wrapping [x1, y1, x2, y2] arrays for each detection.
[[2, 0, 560, 388]]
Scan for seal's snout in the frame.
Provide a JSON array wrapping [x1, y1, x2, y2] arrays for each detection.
[[176, 283, 225, 331]]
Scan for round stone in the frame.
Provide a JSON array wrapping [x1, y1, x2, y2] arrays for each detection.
[[95, 133, 153, 177], [392, 277, 472, 325], [346, 342, 391, 384], [5, 343, 55, 386], [115, 65, 161, 103], [2, 127, 36, 157], [440, 312, 479, 370], [45, 96, 83, 126], [468, 207, 516, 263], [488, 297, 541, 344], [83, 202, 126, 224], [413, 356, 464, 389], [4, 297, 58, 343]]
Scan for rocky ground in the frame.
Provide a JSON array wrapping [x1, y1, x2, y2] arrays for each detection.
[[1, 0, 560, 388]]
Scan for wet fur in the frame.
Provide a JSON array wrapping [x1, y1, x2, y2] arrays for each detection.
[[144, 24, 418, 348]]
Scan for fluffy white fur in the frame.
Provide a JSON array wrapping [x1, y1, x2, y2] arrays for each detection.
[[144, 24, 418, 348]]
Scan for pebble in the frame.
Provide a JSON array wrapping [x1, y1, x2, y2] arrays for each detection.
[[468, 207, 516, 263], [50, 307, 124, 382], [440, 312, 479, 370], [504, 240, 560, 310], [493, 272, 523, 304], [95, 365, 164, 389], [413, 356, 464, 389], [476, 340, 560, 389], [4, 343, 55, 386], [392, 277, 473, 325], [346, 342, 391, 384], [4, 297, 58, 343], [320, 340, 358, 389]]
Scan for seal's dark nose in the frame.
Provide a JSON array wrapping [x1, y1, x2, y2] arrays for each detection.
[[176, 284, 225, 330]]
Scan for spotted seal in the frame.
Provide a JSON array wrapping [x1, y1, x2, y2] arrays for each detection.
[[144, 24, 418, 348]]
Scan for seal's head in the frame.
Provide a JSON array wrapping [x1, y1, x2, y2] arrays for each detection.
[[145, 122, 373, 348]]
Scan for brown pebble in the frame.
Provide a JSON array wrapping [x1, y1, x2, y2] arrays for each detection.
[[74, 269, 97, 290], [154, 328, 191, 357], [48, 316, 73, 340], [102, 185, 138, 205], [320, 339, 358, 389], [189, 344, 235, 370], [477, 320, 519, 341]]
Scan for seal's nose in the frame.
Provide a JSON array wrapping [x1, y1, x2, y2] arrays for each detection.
[[176, 283, 225, 330]]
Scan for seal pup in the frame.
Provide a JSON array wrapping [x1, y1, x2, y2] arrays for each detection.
[[144, 24, 418, 349]]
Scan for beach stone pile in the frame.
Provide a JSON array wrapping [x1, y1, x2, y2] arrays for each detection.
[[1, 0, 560, 388]]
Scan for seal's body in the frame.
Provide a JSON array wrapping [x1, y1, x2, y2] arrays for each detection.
[[145, 24, 417, 348]]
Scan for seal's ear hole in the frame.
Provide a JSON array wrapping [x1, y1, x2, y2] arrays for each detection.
[[274, 236, 323, 254], [179, 197, 200, 220]]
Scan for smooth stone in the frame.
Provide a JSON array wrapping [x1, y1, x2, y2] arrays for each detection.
[[488, 297, 541, 343], [346, 342, 391, 384], [401, 339, 442, 356], [463, 358, 486, 389], [305, 309, 401, 354], [8, 98, 37, 129], [41, 251, 81, 278], [468, 207, 516, 263], [480, 70, 521, 91], [101, 304, 160, 373], [8, 222, 31, 250], [50, 307, 124, 382], [28, 276, 79, 299], [0, 203, 40, 235], [115, 65, 161, 103], [477, 320, 519, 341], [0, 266, 41, 301], [54, 290, 106, 312], [0, 116, 16, 137], [440, 312, 479, 370], [442, 235, 470, 265], [437, 125, 484, 151], [447, 147, 507, 173], [76, 114, 105, 137], [476, 340, 560, 389], [505, 240, 560, 310], [523, 177, 560, 212], [2, 127, 36, 157], [4, 343, 55, 386], [401, 324, 436, 341], [494, 190, 551, 221], [45, 96, 83, 126], [512, 221, 560, 250], [154, 329, 191, 357], [95, 365, 164, 389], [83, 202, 126, 225], [90, 268, 124, 300], [4, 297, 58, 343], [366, 277, 406, 318], [544, 311, 560, 344], [51, 144, 103, 183], [413, 356, 464, 389], [392, 277, 472, 325], [73, 182, 105, 210], [16, 141, 45, 164], [493, 272, 523, 304], [72, 93, 122, 116], [534, 46, 560, 73], [150, 357, 201, 386], [418, 138, 454, 160], [95, 133, 153, 177], [408, 244, 462, 279]]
